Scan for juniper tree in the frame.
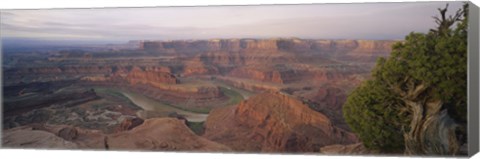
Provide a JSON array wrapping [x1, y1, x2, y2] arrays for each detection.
[[343, 3, 468, 155]]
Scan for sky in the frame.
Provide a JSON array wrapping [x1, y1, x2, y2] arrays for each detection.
[[0, 1, 465, 43]]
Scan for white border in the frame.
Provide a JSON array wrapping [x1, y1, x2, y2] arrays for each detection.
[[0, 0, 479, 159]]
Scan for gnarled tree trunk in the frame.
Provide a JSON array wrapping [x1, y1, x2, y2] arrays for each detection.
[[391, 81, 460, 155], [403, 98, 460, 155]]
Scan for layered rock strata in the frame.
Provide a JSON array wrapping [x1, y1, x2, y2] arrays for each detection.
[[203, 92, 358, 152], [141, 38, 396, 60]]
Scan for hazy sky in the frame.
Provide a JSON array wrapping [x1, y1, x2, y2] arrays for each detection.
[[0, 1, 465, 42]]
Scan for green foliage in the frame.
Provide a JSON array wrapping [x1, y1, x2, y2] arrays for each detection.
[[187, 121, 205, 135], [343, 80, 409, 152], [343, 3, 468, 152], [373, 3, 468, 123]]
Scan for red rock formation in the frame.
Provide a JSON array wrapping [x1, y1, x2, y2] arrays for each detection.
[[3, 124, 106, 149], [227, 65, 358, 85], [229, 67, 284, 84], [140, 38, 395, 57], [198, 52, 296, 67], [141, 39, 279, 53], [304, 86, 351, 130], [182, 56, 219, 76], [220, 39, 241, 52], [79, 65, 226, 108], [125, 66, 178, 85], [203, 92, 358, 152], [313, 86, 347, 110], [240, 39, 278, 50], [3, 118, 231, 151], [57, 127, 79, 141], [107, 118, 231, 151], [277, 38, 315, 53], [216, 76, 280, 92], [126, 84, 227, 108], [2, 126, 79, 149], [117, 117, 145, 132]]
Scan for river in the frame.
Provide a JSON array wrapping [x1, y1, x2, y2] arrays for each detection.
[[119, 91, 209, 122]]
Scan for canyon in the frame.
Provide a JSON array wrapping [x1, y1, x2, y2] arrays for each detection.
[[140, 38, 394, 58], [2, 38, 397, 154]]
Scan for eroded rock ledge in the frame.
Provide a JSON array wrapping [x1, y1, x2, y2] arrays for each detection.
[[2, 118, 231, 152], [141, 38, 396, 56], [203, 91, 358, 152]]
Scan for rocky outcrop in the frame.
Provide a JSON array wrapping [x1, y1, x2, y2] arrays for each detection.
[[277, 38, 314, 53], [107, 118, 231, 151], [141, 39, 280, 53], [182, 57, 219, 76], [311, 86, 347, 112], [280, 39, 395, 58], [124, 66, 178, 85], [117, 117, 145, 132], [3, 123, 108, 149], [228, 67, 284, 84], [2, 126, 79, 149], [197, 52, 297, 68], [240, 39, 278, 50], [216, 76, 280, 92], [203, 92, 357, 152], [57, 127, 79, 141], [4, 39, 385, 86], [141, 38, 396, 60], [3, 118, 231, 151], [226, 65, 362, 85]]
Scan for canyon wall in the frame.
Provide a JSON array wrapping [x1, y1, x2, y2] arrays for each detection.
[[122, 66, 178, 85], [4, 65, 225, 107], [141, 39, 280, 53], [141, 38, 397, 57]]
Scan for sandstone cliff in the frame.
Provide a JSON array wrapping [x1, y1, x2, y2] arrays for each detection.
[[141, 39, 280, 53], [2, 124, 106, 149], [2, 126, 79, 149], [309, 86, 347, 116], [203, 92, 358, 152], [141, 38, 396, 60], [124, 66, 178, 85], [306, 86, 350, 130]]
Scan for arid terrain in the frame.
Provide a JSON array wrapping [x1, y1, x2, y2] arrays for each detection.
[[2, 38, 396, 153]]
